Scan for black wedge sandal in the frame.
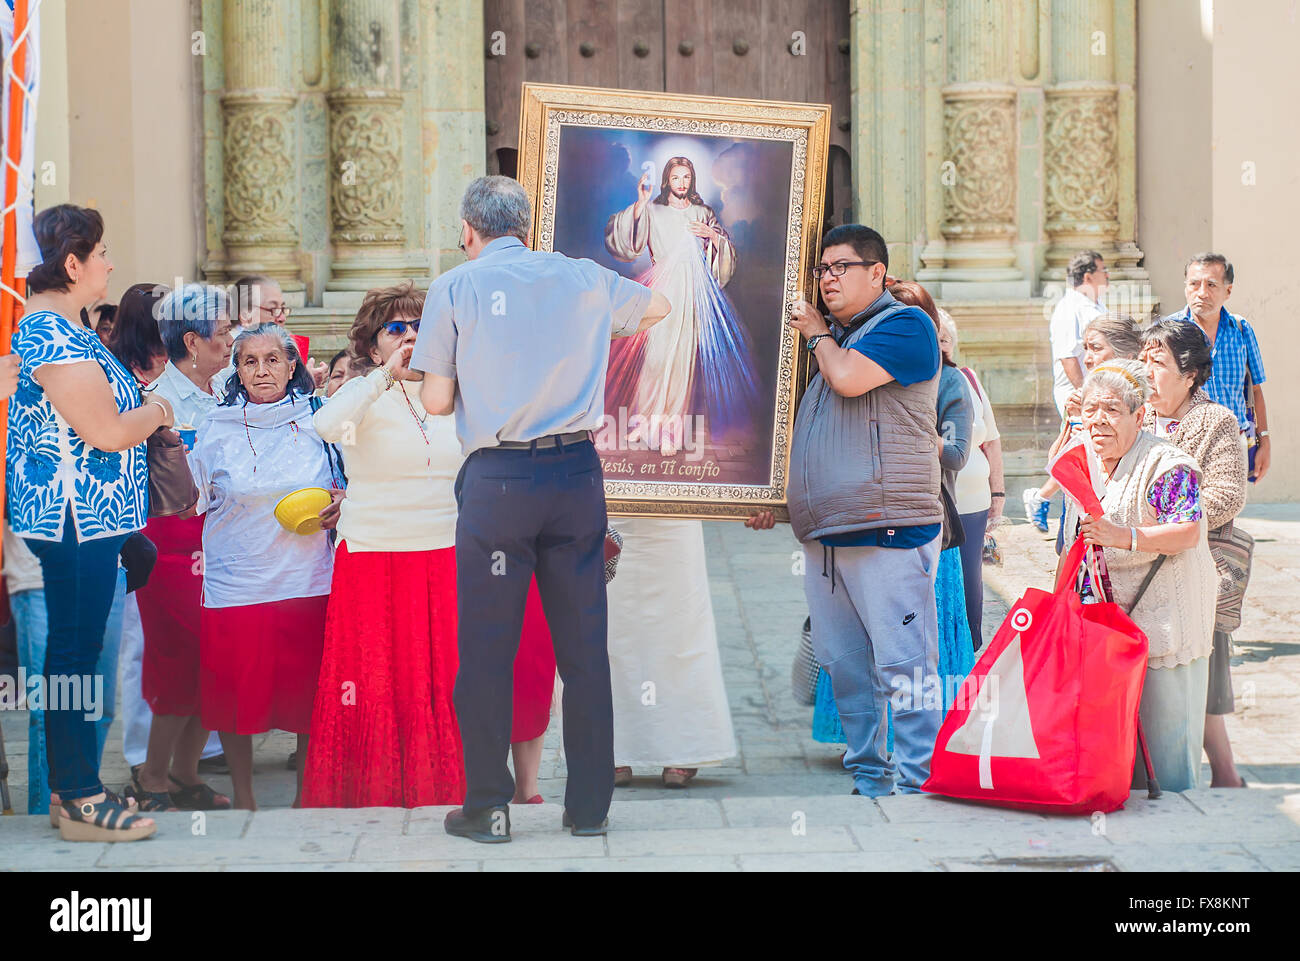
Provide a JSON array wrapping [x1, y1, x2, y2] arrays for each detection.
[[58, 794, 157, 842], [124, 773, 178, 813], [167, 775, 232, 811]]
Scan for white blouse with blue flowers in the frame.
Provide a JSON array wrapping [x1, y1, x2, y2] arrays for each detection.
[[7, 309, 149, 542]]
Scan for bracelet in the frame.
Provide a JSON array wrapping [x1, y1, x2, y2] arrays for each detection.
[[990, 492, 1005, 498], [379, 367, 395, 391], [1130, 526, 1138, 552], [1257, 429, 1270, 439], [148, 399, 170, 426]]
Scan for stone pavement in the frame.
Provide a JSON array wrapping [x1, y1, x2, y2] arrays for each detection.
[[1, 507, 1298, 872]]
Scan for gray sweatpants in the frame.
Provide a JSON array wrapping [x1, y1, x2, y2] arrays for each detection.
[[803, 537, 942, 795]]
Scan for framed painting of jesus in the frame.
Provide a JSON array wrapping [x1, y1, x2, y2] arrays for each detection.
[[517, 83, 831, 520]]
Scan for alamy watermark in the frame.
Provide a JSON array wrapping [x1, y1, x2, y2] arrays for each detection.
[[0, 669, 103, 721]]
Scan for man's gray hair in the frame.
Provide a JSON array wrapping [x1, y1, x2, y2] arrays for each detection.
[[1081, 357, 1150, 413], [155, 283, 229, 363], [460, 175, 531, 241]]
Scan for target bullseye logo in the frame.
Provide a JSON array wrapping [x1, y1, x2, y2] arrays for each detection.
[[1010, 608, 1033, 632]]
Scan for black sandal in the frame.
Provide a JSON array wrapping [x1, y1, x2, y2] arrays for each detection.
[[167, 775, 232, 811], [58, 794, 157, 842], [124, 774, 178, 813]]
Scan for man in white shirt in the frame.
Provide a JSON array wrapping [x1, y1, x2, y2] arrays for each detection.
[[1023, 251, 1107, 533]]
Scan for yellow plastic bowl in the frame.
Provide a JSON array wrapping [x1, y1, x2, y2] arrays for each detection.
[[274, 487, 333, 536]]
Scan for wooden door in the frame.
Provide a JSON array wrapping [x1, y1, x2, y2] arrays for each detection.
[[484, 0, 851, 220]]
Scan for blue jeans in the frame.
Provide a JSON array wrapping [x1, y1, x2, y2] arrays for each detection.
[[22, 509, 130, 801], [11, 571, 126, 814]]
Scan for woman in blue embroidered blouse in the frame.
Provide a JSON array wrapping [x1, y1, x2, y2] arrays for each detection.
[[8, 205, 175, 842]]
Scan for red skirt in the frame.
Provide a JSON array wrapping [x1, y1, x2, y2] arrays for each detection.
[[303, 544, 464, 808], [301, 544, 557, 808], [137, 514, 205, 716], [199, 595, 328, 735], [513, 572, 557, 742]]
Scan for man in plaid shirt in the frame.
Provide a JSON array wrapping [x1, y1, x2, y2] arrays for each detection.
[[1162, 252, 1270, 482]]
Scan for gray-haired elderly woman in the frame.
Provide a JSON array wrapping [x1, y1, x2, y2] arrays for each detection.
[[1060, 358, 1218, 793], [128, 284, 234, 814], [189, 322, 339, 809]]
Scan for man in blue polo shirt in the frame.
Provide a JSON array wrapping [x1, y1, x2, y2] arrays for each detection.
[[752, 224, 943, 797], [1163, 252, 1270, 482]]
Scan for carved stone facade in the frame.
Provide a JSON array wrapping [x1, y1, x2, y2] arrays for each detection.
[[201, 0, 485, 320], [326, 94, 404, 244], [852, 0, 1148, 489], [221, 96, 300, 264], [1043, 84, 1120, 263], [933, 86, 1021, 282]]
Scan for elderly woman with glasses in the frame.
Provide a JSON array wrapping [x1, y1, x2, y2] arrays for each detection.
[[304, 284, 560, 808], [125, 284, 235, 814], [1060, 359, 1218, 793], [189, 323, 342, 809], [1141, 320, 1249, 788], [226, 274, 327, 389]]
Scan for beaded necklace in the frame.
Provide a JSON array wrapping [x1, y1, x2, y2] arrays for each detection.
[[242, 398, 300, 473], [393, 377, 431, 470]]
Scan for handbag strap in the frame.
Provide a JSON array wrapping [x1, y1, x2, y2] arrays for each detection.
[[1124, 554, 1167, 616], [1056, 534, 1167, 616], [307, 394, 346, 489]]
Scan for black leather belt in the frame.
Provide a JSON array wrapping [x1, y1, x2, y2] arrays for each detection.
[[490, 430, 593, 451]]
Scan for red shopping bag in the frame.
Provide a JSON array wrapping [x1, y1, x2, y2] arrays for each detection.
[[923, 537, 1148, 814]]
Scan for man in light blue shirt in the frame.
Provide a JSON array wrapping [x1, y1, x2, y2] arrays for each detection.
[[1162, 252, 1270, 482], [412, 176, 668, 843]]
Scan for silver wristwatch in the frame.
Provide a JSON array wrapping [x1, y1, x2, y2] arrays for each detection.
[[807, 333, 832, 352]]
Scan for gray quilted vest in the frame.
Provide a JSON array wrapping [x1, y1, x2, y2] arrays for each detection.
[[787, 292, 942, 543]]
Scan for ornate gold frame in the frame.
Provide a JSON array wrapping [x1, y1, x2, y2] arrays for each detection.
[[518, 83, 830, 521]]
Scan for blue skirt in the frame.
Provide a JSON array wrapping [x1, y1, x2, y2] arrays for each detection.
[[812, 546, 975, 746]]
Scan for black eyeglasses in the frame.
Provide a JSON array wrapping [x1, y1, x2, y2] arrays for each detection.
[[812, 260, 880, 280], [382, 319, 420, 336]]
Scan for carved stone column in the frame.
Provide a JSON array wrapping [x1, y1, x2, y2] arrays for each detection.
[[918, 1, 1025, 297], [1041, 0, 1146, 285], [422, 0, 486, 274], [220, 0, 303, 292], [325, 0, 411, 295]]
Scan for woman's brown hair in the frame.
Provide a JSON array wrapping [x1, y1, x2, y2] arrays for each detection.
[[885, 279, 955, 368], [1083, 312, 1143, 361], [107, 283, 169, 378], [348, 281, 426, 363]]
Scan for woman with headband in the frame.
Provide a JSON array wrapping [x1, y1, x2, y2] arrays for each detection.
[[1060, 358, 1218, 793]]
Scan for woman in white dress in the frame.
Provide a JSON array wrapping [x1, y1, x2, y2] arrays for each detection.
[[606, 517, 736, 788]]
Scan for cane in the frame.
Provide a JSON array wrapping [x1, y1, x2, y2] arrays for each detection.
[[1136, 718, 1161, 800], [0, 720, 13, 815]]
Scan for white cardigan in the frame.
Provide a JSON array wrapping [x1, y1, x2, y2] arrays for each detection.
[[313, 369, 461, 553]]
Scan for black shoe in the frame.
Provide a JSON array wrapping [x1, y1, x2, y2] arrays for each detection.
[[444, 805, 511, 843], [851, 787, 861, 795], [561, 810, 608, 837], [285, 750, 298, 771], [197, 753, 229, 775]]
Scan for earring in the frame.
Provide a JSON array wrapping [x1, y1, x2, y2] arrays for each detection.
[[192, 354, 198, 369]]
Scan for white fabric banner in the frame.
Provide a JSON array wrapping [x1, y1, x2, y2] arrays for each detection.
[[0, 0, 41, 278]]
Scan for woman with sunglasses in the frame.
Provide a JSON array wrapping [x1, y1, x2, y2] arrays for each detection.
[[302, 283, 559, 808]]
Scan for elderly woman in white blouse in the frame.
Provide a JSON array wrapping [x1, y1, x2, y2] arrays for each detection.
[[189, 323, 340, 810]]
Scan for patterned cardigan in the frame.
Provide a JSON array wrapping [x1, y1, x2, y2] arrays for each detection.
[[1142, 389, 1246, 531]]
